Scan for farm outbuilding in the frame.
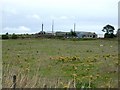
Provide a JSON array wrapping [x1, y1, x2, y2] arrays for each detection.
[[75, 31, 97, 38], [55, 31, 70, 37], [55, 31, 97, 38]]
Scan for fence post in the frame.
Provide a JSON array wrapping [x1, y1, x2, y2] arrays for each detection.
[[13, 75, 16, 89]]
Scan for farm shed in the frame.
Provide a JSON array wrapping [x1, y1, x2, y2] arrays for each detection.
[[55, 31, 70, 37], [75, 31, 97, 38]]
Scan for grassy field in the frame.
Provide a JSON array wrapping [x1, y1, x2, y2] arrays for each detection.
[[2, 38, 118, 88]]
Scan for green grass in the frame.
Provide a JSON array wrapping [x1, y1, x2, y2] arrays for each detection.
[[2, 38, 118, 88]]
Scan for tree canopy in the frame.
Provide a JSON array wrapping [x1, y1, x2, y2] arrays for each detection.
[[102, 24, 115, 38]]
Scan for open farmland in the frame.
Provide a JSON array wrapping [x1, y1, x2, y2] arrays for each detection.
[[2, 38, 118, 88]]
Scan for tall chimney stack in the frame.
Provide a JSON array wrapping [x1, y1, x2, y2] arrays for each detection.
[[52, 20, 54, 35], [42, 23, 43, 32], [74, 23, 76, 32]]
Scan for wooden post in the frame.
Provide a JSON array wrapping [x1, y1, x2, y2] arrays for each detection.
[[13, 75, 16, 89]]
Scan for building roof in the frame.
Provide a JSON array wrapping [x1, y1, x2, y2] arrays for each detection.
[[75, 31, 96, 34]]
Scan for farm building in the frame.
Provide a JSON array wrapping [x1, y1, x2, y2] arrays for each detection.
[[38, 31, 46, 35], [35, 31, 55, 38], [55, 31, 70, 37], [75, 31, 97, 38], [55, 31, 97, 38]]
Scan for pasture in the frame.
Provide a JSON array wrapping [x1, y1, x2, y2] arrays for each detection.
[[2, 38, 118, 88]]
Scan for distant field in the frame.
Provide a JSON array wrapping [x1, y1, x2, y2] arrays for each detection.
[[2, 38, 118, 88]]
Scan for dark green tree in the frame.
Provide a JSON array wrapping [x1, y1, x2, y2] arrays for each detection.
[[102, 24, 115, 38], [70, 29, 77, 37]]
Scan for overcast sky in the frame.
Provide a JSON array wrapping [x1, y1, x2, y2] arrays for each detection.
[[1, 0, 119, 35]]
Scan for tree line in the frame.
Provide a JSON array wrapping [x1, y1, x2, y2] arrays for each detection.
[[1, 24, 119, 39], [2, 33, 18, 39], [1, 33, 34, 39]]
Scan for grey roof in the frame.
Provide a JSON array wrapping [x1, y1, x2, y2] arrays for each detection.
[[75, 31, 96, 34]]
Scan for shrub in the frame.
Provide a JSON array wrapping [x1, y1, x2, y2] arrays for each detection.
[[11, 33, 18, 39], [2, 35, 9, 39]]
